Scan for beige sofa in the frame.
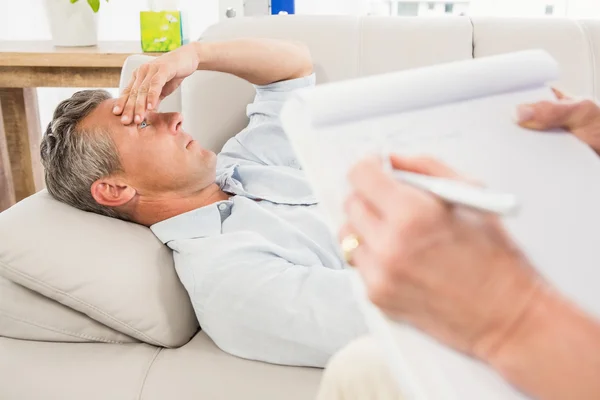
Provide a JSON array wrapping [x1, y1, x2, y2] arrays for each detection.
[[1, 15, 599, 400]]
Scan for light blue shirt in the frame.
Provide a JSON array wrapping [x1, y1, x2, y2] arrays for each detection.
[[151, 74, 367, 367]]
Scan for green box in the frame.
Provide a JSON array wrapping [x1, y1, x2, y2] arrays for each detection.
[[140, 11, 186, 52]]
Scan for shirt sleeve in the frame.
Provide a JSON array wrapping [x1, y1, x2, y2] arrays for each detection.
[[217, 73, 316, 170], [169, 231, 368, 368]]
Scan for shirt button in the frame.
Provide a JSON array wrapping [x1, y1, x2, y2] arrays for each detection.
[[218, 203, 228, 211]]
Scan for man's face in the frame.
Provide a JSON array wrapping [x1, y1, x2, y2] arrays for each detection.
[[82, 99, 217, 196]]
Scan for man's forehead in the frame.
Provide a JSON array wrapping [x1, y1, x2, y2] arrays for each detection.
[[80, 98, 120, 130], [96, 98, 118, 114], [99, 98, 120, 118]]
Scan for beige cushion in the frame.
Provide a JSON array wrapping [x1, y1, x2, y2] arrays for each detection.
[[0, 336, 160, 400], [0, 332, 322, 400], [359, 16, 473, 76], [579, 19, 600, 101], [0, 191, 198, 347], [137, 332, 323, 400], [0, 275, 136, 344]]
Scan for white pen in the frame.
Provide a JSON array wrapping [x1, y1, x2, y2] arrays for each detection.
[[392, 170, 520, 216]]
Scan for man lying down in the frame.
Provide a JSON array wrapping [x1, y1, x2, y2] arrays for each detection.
[[40, 38, 367, 367]]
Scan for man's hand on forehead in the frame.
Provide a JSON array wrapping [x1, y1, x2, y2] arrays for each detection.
[[113, 43, 201, 125], [113, 38, 314, 126]]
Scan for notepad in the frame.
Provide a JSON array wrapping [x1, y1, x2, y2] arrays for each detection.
[[281, 50, 600, 400]]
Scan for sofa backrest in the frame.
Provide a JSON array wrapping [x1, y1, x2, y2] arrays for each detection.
[[1, 15, 598, 350], [121, 15, 600, 153]]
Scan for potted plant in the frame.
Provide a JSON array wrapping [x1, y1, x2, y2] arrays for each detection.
[[44, 0, 109, 47]]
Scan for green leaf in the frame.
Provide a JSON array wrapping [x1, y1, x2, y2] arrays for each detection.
[[70, 0, 79, 3], [87, 0, 100, 12]]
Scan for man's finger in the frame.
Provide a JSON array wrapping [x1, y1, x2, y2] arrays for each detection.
[[160, 77, 184, 101], [114, 70, 137, 116], [121, 72, 143, 125], [146, 68, 169, 111], [134, 72, 156, 124]]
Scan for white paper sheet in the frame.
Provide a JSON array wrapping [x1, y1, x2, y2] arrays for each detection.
[[281, 50, 600, 400], [292, 50, 559, 127]]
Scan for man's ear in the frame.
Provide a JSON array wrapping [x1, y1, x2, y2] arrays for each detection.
[[91, 177, 136, 208]]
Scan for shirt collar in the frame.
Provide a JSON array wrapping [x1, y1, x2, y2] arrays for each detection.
[[150, 200, 233, 244]]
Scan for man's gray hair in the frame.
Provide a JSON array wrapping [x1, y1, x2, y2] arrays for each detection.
[[40, 90, 130, 220]]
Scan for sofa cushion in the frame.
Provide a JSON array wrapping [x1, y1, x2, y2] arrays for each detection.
[[0, 336, 160, 400], [141, 332, 323, 400], [472, 17, 598, 99], [0, 275, 136, 344], [0, 332, 322, 400], [0, 191, 198, 347]]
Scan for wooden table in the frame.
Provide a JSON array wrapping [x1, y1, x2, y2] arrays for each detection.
[[0, 41, 157, 212]]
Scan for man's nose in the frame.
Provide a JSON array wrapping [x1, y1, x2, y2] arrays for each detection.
[[166, 112, 184, 135]]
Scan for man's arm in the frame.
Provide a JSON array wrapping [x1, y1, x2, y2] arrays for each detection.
[[115, 39, 313, 124], [217, 72, 316, 170], [171, 232, 367, 367], [197, 39, 313, 85]]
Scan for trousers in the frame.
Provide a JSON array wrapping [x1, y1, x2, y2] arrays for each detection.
[[316, 336, 405, 400]]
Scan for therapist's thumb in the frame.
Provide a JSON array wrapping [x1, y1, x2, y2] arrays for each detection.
[[390, 155, 461, 179], [517, 100, 589, 132]]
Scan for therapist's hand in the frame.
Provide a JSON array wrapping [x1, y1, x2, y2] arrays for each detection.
[[517, 89, 600, 153], [342, 155, 543, 360], [114, 43, 201, 125]]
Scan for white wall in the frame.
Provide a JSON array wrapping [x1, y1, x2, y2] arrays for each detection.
[[366, 0, 600, 17], [417, 2, 471, 16], [0, 0, 371, 41], [297, 0, 369, 15], [1, 0, 598, 130], [0, 0, 218, 45], [568, 0, 600, 16], [469, 0, 600, 17], [1, 0, 371, 130]]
